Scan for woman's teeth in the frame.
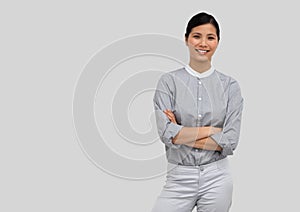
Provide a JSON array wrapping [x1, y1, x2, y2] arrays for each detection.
[[196, 49, 208, 54]]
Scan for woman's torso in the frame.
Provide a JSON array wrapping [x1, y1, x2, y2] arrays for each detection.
[[164, 66, 231, 166]]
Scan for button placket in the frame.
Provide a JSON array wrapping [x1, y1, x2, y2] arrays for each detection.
[[197, 79, 203, 123]]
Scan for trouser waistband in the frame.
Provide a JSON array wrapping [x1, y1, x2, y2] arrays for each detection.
[[167, 157, 229, 173]]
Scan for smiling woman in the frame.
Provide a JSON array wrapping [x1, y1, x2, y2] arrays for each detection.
[[186, 24, 219, 70], [185, 13, 220, 73], [151, 12, 244, 212]]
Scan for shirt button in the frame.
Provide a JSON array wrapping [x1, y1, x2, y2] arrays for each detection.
[[198, 97, 202, 101], [198, 81, 202, 85], [198, 114, 202, 118], [195, 149, 199, 152], [200, 167, 204, 171]]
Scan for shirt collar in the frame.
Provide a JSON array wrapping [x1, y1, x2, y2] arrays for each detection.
[[184, 64, 215, 78]]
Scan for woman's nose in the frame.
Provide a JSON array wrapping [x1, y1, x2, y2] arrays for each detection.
[[198, 38, 207, 47]]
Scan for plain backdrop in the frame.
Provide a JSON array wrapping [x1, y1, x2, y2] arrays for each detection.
[[1, 0, 300, 211]]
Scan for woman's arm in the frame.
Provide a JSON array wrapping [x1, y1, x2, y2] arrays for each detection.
[[184, 137, 222, 151], [164, 109, 222, 150], [209, 79, 244, 156]]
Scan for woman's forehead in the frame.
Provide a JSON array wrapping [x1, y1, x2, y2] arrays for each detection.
[[191, 24, 217, 34]]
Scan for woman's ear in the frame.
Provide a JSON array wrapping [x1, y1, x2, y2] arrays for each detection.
[[184, 36, 188, 46]]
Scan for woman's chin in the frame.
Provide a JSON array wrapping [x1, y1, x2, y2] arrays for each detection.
[[194, 56, 210, 63]]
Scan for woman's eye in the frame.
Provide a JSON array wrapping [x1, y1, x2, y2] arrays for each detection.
[[208, 37, 215, 40], [193, 36, 200, 39]]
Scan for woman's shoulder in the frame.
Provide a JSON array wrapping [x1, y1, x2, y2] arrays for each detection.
[[168, 67, 186, 76], [215, 69, 240, 85], [159, 67, 187, 80], [215, 69, 242, 93]]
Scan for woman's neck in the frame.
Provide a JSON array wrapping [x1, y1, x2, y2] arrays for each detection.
[[189, 61, 211, 74]]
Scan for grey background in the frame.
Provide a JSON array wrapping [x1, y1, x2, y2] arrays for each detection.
[[1, 0, 299, 211]]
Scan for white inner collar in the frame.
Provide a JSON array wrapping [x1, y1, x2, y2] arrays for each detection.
[[184, 64, 215, 78]]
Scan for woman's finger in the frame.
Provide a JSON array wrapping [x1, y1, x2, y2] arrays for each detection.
[[163, 110, 177, 123]]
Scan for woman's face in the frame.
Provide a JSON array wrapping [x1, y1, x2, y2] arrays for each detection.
[[186, 23, 219, 63]]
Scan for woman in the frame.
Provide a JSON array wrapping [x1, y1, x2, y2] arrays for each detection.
[[152, 12, 244, 212]]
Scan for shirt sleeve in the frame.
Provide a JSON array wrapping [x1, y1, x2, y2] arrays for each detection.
[[210, 78, 244, 156], [153, 74, 184, 148]]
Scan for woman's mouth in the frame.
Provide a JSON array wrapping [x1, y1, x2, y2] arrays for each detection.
[[195, 49, 209, 55]]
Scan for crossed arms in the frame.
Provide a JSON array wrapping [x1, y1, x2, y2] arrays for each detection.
[[153, 74, 243, 156], [163, 109, 222, 151]]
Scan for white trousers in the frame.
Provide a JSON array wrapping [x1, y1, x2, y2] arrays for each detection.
[[151, 158, 233, 212]]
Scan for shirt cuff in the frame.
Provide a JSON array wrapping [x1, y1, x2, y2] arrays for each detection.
[[162, 122, 184, 149], [210, 132, 233, 156]]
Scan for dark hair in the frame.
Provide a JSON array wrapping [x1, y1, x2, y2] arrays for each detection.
[[185, 12, 220, 41]]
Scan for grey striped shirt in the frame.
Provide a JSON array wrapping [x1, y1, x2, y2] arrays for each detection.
[[153, 65, 244, 166]]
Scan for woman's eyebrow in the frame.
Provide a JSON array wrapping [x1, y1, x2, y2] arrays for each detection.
[[192, 32, 216, 36]]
